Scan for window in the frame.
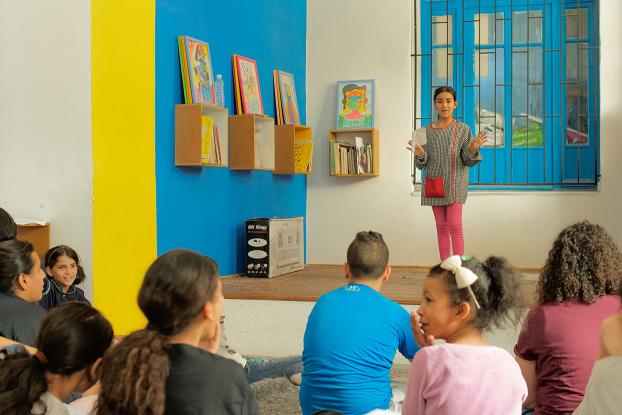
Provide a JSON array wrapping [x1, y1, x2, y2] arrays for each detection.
[[412, 0, 600, 188]]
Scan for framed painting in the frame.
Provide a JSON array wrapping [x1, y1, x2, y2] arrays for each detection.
[[336, 79, 374, 129], [234, 55, 264, 115], [277, 70, 300, 125], [184, 36, 215, 104]]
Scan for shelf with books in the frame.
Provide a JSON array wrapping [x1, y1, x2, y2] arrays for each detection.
[[229, 114, 275, 170], [328, 128, 379, 177], [175, 104, 228, 167], [274, 125, 313, 175]]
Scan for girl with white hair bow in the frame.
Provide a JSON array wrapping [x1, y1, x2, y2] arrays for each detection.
[[402, 255, 527, 415]]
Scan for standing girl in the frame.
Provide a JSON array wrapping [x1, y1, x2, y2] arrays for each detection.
[[402, 255, 527, 414], [40, 245, 90, 310], [96, 249, 259, 415], [408, 86, 487, 260], [0, 302, 113, 414]]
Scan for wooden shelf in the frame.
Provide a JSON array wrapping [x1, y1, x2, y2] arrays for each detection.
[[16, 223, 50, 262], [274, 124, 313, 175], [229, 114, 275, 170], [328, 128, 379, 176], [175, 104, 229, 167]]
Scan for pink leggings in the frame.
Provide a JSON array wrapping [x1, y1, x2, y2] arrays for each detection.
[[431, 203, 464, 261]]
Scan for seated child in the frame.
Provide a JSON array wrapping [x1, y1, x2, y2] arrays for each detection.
[[96, 249, 260, 415], [0, 302, 113, 414], [403, 255, 527, 415], [0, 207, 17, 241], [0, 239, 46, 346], [574, 281, 622, 415], [40, 245, 90, 310], [218, 316, 303, 385], [514, 221, 621, 414], [300, 231, 418, 415]]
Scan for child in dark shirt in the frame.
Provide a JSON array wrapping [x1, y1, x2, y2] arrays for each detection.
[[40, 245, 90, 310]]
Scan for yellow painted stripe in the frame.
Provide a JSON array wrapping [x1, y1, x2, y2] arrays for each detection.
[[92, 0, 156, 333]]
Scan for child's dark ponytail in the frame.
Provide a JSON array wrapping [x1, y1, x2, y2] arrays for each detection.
[[0, 302, 113, 414], [0, 350, 48, 414], [97, 330, 170, 415], [470, 256, 525, 331], [430, 256, 525, 332], [97, 249, 220, 415]]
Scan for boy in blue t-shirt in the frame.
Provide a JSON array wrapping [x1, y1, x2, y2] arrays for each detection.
[[300, 231, 419, 415]]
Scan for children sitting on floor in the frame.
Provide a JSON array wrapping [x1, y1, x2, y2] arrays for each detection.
[[514, 221, 621, 415], [402, 255, 527, 414], [300, 230, 418, 415], [0, 302, 113, 414]]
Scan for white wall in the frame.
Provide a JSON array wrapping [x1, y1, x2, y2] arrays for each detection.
[[307, 0, 622, 267], [0, 1, 93, 298]]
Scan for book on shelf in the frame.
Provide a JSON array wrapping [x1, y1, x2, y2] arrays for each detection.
[[200, 115, 223, 165], [201, 115, 214, 164], [293, 141, 313, 174], [273, 70, 283, 125]]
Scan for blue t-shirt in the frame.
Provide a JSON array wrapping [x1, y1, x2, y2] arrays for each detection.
[[300, 283, 419, 415]]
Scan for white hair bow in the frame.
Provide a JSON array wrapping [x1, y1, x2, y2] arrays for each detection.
[[440, 255, 481, 309]]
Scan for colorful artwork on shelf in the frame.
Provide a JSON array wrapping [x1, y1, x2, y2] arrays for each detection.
[[277, 71, 300, 125], [180, 36, 215, 105], [233, 55, 264, 115], [336, 79, 374, 129]]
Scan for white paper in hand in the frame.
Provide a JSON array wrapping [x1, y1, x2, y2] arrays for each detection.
[[412, 128, 427, 146]]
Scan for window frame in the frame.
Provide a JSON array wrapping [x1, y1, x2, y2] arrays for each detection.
[[414, 0, 600, 190]]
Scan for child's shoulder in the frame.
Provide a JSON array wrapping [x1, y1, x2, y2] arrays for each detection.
[[601, 313, 622, 355]]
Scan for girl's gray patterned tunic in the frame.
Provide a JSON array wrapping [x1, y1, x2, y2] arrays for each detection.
[[414, 120, 482, 206]]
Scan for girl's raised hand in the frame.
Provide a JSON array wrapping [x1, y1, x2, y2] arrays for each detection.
[[469, 131, 488, 153], [407, 140, 425, 157], [410, 311, 435, 347], [199, 322, 221, 354]]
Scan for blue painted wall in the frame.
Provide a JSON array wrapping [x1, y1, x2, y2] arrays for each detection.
[[155, 0, 307, 275]]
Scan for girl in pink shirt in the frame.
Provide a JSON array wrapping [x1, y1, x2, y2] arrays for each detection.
[[403, 255, 527, 415]]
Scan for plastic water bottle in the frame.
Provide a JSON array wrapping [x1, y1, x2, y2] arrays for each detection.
[[214, 74, 225, 107]]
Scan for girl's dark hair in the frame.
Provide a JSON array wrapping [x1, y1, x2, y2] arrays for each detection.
[[0, 239, 35, 294], [44, 245, 86, 285], [538, 221, 621, 304], [0, 302, 113, 414], [429, 256, 525, 332], [97, 249, 220, 415], [433, 85, 457, 101], [0, 208, 17, 242]]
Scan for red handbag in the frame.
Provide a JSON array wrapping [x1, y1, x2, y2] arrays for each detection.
[[425, 176, 445, 198]]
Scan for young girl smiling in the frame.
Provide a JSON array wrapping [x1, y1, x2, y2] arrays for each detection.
[[40, 245, 90, 310]]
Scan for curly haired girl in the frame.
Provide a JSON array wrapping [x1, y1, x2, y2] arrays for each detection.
[[514, 221, 622, 415]]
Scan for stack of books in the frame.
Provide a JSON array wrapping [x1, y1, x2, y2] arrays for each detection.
[[329, 137, 372, 175]]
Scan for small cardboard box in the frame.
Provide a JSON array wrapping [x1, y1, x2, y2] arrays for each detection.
[[245, 216, 304, 278]]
